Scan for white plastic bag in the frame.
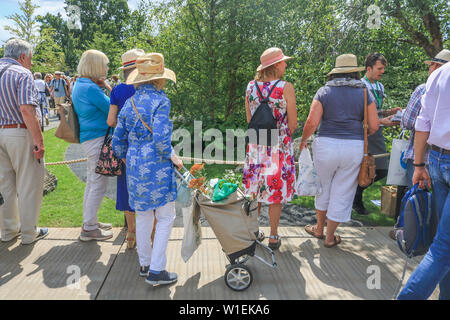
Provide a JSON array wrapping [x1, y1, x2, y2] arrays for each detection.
[[296, 148, 322, 196], [181, 202, 202, 262], [387, 133, 409, 186]]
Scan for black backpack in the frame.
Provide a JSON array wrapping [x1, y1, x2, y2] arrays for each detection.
[[247, 80, 281, 147]]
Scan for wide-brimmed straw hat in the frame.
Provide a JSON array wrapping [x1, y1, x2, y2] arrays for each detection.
[[328, 54, 365, 76], [424, 49, 450, 65], [119, 49, 145, 70], [257, 47, 292, 72], [126, 53, 176, 85]]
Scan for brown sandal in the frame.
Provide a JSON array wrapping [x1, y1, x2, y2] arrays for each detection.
[[324, 235, 341, 248], [305, 225, 325, 239], [126, 231, 136, 249]]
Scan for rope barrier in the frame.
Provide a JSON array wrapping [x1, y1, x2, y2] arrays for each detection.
[[45, 153, 391, 167], [46, 158, 88, 166]]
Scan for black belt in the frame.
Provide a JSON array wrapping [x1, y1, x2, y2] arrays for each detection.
[[431, 144, 450, 155]]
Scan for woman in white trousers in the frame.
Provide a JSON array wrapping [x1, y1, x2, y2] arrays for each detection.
[[300, 54, 381, 248]]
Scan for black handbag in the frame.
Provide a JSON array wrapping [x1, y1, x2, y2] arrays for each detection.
[[95, 127, 123, 176]]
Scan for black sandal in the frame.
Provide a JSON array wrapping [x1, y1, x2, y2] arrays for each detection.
[[268, 235, 281, 251]]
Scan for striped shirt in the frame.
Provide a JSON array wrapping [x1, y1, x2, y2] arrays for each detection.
[[400, 83, 429, 163], [0, 57, 39, 126]]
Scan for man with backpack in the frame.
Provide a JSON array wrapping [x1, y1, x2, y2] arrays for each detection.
[[397, 59, 450, 300]]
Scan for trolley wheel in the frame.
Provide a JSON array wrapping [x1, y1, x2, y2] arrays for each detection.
[[224, 264, 253, 291]]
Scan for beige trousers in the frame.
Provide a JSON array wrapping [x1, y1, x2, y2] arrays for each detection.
[[54, 96, 65, 105], [0, 128, 45, 243]]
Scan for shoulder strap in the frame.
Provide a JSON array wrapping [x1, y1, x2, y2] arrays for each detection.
[[254, 79, 281, 102], [131, 97, 152, 133], [0, 64, 13, 80], [363, 88, 368, 155]]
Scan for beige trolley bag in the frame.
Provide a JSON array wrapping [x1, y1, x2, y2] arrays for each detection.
[[176, 167, 277, 291]]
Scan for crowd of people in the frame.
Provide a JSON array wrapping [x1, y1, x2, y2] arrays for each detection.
[[0, 37, 448, 298]]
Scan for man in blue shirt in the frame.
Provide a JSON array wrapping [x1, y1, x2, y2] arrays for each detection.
[[50, 71, 69, 106]]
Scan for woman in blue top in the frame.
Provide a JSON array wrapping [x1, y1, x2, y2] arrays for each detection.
[[107, 49, 144, 249], [72, 49, 113, 242], [112, 53, 182, 285]]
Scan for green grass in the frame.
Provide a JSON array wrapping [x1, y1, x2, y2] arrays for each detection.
[[39, 128, 124, 227], [40, 129, 395, 227]]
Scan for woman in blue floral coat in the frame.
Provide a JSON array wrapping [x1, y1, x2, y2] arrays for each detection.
[[112, 53, 182, 286]]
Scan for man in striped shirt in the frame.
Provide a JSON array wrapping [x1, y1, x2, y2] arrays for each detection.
[[0, 38, 49, 244]]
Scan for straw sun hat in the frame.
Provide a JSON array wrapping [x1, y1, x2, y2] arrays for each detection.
[[424, 49, 450, 65], [257, 47, 292, 72], [327, 54, 365, 76], [119, 49, 145, 70], [126, 53, 176, 85]]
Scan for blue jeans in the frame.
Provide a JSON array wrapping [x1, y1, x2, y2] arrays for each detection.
[[398, 149, 450, 300]]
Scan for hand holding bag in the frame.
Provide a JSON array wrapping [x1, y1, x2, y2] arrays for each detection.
[[296, 147, 322, 196], [95, 127, 124, 176], [358, 88, 376, 187]]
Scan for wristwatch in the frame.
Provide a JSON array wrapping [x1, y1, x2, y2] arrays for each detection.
[[413, 163, 425, 167]]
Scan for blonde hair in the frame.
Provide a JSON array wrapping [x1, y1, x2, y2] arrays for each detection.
[[137, 79, 166, 91], [254, 63, 280, 81], [77, 50, 109, 80]]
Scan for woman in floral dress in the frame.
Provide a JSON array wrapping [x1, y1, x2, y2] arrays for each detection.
[[242, 48, 297, 250]]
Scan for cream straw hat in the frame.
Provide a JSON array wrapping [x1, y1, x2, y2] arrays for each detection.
[[126, 53, 176, 85]]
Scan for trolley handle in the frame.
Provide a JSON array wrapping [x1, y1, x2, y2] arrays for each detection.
[[174, 165, 195, 185]]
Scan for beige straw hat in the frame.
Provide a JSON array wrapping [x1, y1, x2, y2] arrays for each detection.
[[424, 49, 450, 65], [126, 53, 176, 85], [327, 54, 365, 76], [119, 49, 145, 70], [257, 47, 292, 72]]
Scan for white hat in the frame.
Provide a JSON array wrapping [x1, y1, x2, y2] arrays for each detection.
[[119, 49, 145, 70], [424, 49, 450, 65]]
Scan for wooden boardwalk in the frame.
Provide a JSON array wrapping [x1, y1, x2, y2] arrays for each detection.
[[0, 226, 439, 300]]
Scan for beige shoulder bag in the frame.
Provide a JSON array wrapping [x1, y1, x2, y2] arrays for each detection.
[[358, 88, 376, 187]]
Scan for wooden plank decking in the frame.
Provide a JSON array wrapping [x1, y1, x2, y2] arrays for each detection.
[[0, 227, 439, 300]]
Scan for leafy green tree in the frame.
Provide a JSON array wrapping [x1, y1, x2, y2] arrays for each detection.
[[4, 0, 40, 46], [32, 28, 67, 74], [85, 32, 123, 73]]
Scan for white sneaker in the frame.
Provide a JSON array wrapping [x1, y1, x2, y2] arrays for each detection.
[[79, 228, 113, 241]]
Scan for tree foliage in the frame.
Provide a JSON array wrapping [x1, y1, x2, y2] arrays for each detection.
[[4, 0, 40, 46], [2, 0, 449, 138]]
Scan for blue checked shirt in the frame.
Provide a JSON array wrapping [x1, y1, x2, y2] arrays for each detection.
[[400, 83, 429, 163]]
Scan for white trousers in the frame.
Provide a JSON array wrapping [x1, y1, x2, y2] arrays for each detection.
[[0, 128, 45, 243], [312, 137, 364, 223], [136, 201, 176, 271], [81, 136, 108, 231]]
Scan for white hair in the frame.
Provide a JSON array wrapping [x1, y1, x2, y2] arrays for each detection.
[[3, 39, 32, 60]]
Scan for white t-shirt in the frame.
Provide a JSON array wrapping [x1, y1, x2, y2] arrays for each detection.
[[34, 79, 46, 93]]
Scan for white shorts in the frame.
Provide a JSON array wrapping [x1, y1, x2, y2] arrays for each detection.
[[312, 137, 364, 223]]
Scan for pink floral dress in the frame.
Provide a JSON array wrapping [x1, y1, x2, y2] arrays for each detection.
[[242, 80, 296, 204]]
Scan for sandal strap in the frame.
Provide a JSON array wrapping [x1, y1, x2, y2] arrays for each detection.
[[269, 235, 280, 240]]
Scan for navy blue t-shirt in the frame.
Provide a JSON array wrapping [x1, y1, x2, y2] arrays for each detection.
[[314, 85, 374, 140], [110, 83, 136, 111]]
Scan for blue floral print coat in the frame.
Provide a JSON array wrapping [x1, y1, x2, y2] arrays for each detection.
[[112, 84, 177, 211]]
